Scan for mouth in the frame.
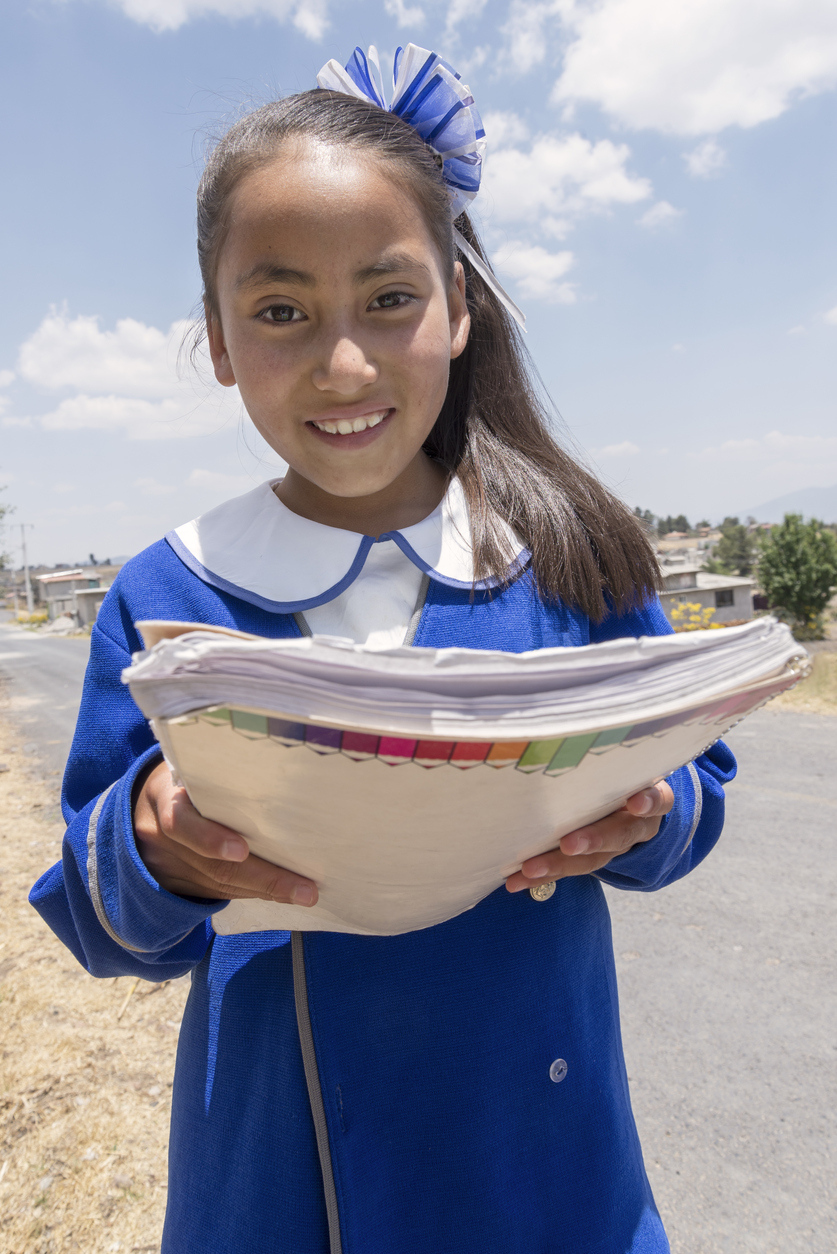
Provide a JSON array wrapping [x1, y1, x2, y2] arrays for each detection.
[[307, 408, 394, 445]]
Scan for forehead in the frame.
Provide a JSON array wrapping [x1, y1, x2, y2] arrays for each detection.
[[219, 140, 444, 278]]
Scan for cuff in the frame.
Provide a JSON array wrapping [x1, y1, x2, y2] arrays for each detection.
[[596, 761, 702, 891], [88, 744, 229, 953]]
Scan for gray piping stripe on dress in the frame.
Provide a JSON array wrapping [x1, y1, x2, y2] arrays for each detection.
[[292, 932, 343, 1254], [683, 761, 704, 855], [289, 570, 429, 1254], [402, 571, 431, 647], [86, 783, 151, 953]]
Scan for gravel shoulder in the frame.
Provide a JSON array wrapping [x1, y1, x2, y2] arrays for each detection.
[[0, 716, 188, 1254]]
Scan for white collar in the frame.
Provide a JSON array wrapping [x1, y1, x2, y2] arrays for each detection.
[[166, 477, 527, 614]]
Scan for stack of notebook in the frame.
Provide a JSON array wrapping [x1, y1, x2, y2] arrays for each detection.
[[125, 617, 806, 936]]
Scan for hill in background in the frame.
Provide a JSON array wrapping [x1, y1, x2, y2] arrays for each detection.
[[742, 484, 837, 524]]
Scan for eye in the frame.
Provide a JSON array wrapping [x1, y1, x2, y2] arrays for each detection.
[[259, 304, 305, 324], [369, 291, 414, 311]]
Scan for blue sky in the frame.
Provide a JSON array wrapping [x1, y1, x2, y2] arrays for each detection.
[[2, 0, 836, 566]]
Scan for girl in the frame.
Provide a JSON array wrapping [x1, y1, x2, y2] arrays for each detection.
[[31, 44, 735, 1254]]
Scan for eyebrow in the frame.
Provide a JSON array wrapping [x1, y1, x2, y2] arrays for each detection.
[[235, 252, 431, 292]]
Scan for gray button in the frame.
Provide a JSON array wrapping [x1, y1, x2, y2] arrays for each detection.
[[549, 1058, 568, 1083], [530, 881, 556, 902]]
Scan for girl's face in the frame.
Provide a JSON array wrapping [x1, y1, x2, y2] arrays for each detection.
[[207, 140, 470, 519]]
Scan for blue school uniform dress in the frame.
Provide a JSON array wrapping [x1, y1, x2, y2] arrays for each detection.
[[30, 478, 735, 1254]]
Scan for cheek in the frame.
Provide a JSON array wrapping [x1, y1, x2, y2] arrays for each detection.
[[396, 318, 452, 406]]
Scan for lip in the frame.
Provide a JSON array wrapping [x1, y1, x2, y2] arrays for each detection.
[[306, 406, 395, 448]]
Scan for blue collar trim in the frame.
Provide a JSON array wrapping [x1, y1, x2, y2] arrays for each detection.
[[165, 528, 530, 614]]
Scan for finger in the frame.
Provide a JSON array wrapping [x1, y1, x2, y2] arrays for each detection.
[[170, 846, 319, 907], [161, 788, 251, 862], [208, 850, 318, 905], [506, 849, 613, 892], [624, 781, 674, 818], [557, 811, 659, 858]]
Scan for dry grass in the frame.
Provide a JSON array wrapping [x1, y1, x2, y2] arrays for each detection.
[[771, 651, 837, 716], [0, 718, 187, 1254]]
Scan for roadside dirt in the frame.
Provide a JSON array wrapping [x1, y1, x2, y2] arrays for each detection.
[[771, 650, 837, 715], [0, 718, 187, 1254]]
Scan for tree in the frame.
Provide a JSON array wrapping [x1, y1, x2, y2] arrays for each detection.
[[633, 507, 657, 534], [705, 516, 757, 576], [658, 514, 691, 535], [758, 514, 837, 639]]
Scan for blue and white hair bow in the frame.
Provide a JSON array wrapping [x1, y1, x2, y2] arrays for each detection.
[[317, 44, 526, 330]]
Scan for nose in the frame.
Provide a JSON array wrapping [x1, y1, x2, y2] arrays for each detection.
[[311, 330, 379, 394]]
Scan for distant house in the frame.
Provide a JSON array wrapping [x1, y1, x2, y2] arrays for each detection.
[[658, 563, 754, 626], [36, 565, 121, 625]]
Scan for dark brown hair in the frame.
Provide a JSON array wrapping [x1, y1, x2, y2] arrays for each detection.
[[196, 90, 660, 620]]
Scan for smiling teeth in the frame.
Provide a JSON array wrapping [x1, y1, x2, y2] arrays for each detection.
[[313, 411, 387, 435]]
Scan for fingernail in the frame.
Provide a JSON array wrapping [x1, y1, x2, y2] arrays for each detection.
[[634, 794, 654, 815], [292, 883, 316, 906], [523, 860, 549, 880], [571, 836, 590, 854], [220, 839, 247, 861]]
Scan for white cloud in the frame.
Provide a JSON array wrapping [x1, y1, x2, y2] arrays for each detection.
[[445, 0, 489, 36], [595, 441, 640, 457], [494, 242, 575, 303], [696, 430, 837, 465], [188, 469, 256, 494], [10, 309, 241, 440], [0, 370, 14, 387], [684, 138, 728, 178], [33, 393, 235, 440], [136, 477, 178, 496], [501, 0, 565, 74], [482, 133, 651, 226], [19, 309, 185, 397], [551, 0, 837, 135], [825, 305, 837, 325], [86, 0, 329, 38], [384, 0, 425, 26], [483, 110, 531, 149], [638, 200, 683, 229]]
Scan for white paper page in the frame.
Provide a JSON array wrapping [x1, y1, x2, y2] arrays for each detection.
[[152, 667, 797, 936]]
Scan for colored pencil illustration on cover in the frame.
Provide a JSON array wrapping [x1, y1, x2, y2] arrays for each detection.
[[175, 670, 794, 778]]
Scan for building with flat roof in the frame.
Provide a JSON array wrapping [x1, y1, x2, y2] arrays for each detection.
[[35, 565, 122, 624], [658, 563, 754, 626]]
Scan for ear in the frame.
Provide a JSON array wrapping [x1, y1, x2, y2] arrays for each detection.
[[449, 261, 470, 361], [206, 305, 236, 387]]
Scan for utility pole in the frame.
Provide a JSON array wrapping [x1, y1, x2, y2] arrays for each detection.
[[19, 523, 34, 615]]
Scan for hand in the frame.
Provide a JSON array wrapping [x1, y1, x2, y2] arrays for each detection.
[[505, 782, 675, 894], [133, 759, 319, 907]]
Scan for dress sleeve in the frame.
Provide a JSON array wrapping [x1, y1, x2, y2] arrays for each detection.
[[28, 595, 222, 979], [590, 594, 738, 892]]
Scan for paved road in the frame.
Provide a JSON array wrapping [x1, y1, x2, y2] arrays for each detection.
[[0, 620, 90, 778], [0, 626, 834, 1249], [607, 708, 837, 1254]]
